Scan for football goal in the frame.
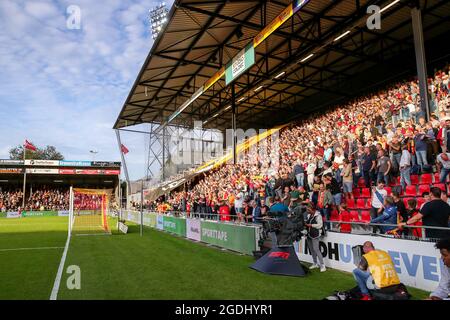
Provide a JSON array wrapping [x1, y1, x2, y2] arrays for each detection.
[[69, 187, 112, 235]]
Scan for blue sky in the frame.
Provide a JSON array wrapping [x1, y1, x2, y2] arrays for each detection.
[[0, 0, 173, 180]]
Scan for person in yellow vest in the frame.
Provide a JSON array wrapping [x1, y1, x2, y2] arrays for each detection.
[[352, 241, 400, 300]]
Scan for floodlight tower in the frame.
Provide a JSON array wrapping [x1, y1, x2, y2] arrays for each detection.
[[150, 2, 169, 40]]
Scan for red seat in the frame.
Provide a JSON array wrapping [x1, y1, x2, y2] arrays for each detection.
[[340, 211, 352, 233], [356, 198, 366, 209], [434, 172, 441, 183], [410, 175, 419, 185], [358, 178, 366, 188], [347, 199, 356, 209], [390, 176, 401, 186], [418, 184, 430, 196], [404, 185, 417, 197], [366, 198, 372, 208], [330, 209, 339, 220], [403, 197, 414, 208], [420, 173, 432, 185], [360, 210, 371, 223], [384, 187, 392, 196], [433, 183, 446, 193], [349, 211, 360, 222], [361, 188, 371, 198], [416, 197, 426, 210], [352, 188, 361, 198]]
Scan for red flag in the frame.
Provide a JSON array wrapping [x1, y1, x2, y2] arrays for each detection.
[[24, 140, 37, 151], [120, 144, 129, 154]]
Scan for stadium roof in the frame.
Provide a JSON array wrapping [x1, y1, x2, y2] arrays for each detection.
[[114, 0, 450, 131]]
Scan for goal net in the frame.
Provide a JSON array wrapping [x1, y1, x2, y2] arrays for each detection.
[[69, 188, 112, 235]]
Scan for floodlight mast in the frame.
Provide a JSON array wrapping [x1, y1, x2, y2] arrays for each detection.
[[149, 2, 169, 40]]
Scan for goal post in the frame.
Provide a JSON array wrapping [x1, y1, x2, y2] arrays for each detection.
[[69, 187, 113, 235]]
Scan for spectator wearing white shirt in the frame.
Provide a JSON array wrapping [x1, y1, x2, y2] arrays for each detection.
[[306, 161, 317, 190], [437, 152, 450, 183], [399, 145, 412, 191], [370, 180, 387, 219], [428, 239, 450, 300]]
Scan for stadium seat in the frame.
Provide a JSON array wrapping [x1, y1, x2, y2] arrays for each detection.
[[420, 173, 432, 185], [403, 197, 414, 208], [340, 211, 352, 233], [416, 197, 426, 209], [360, 210, 371, 223], [404, 185, 417, 197], [366, 198, 372, 208], [358, 178, 366, 188], [433, 183, 446, 193], [384, 187, 392, 196], [356, 198, 366, 209], [347, 199, 356, 209], [410, 175, 419, 185], [418, 184, 430, 196], [352, 188, 361, 198], [434, 172, 441, 183], [349, 211, 360, 222], [360, 188, 371, 198], [390, 176, 401, 187], [330, 209, 340, 221]]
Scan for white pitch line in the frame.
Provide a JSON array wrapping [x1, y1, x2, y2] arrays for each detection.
[[0, 246, 64, 252], [49, 234, 71, 300]]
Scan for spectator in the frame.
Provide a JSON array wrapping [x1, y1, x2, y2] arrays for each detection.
[[305, 204, 326, 272], [269, 196, 289, 216], [368, 195, 398, 234], [250, 200, 261, 223], [218, 201, 230, 221], [377, 149, 392, 186], [316, 183, 333, 229], [392, 191, 407, 223], [341, 158, 353, 202], [427, 238, 450, 300], [370, 180, 387, 220], [362, 147, 376, 187], [401, 187, 450, 240], [399, 144, 412, 191], [436, 152, 450, 183]]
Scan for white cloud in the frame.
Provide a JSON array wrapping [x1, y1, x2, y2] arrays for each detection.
[[0, 0, 174, 180]]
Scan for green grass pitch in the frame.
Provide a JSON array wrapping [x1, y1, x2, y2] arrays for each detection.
[[0, 216, 429, 300]]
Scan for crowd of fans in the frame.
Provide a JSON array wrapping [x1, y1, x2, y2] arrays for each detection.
[[0, 186, 69, 212], [156, 66, 450, 240]]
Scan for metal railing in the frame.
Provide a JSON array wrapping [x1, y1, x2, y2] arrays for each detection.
[[129, 209, 450, 242]]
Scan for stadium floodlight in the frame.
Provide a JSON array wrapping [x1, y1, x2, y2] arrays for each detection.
[[237, 97, 245, 102], [380, 0, 400, 13], [300, 53, 314, 62], [213, 113, 219, 117], [333, 30, 351, 42], [150, 2, 169, 40], [254, 85, 263, 92], [225, 105, 231, 110], [275, 71, 285, 79]]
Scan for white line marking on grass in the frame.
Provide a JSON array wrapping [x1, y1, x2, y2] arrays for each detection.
[[49, 235, 71, 300], [0, 246, 64, 252]]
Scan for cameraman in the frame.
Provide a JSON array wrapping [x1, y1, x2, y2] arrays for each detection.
[[305, 203, 326, 272]]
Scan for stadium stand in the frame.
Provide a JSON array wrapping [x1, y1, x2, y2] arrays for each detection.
[[153, 64, 450, 240]]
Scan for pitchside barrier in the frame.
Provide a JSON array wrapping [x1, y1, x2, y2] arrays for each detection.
[[295, 232, 442, 292], [1, 210, 69, 218], [121, 210, 261, 255]]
